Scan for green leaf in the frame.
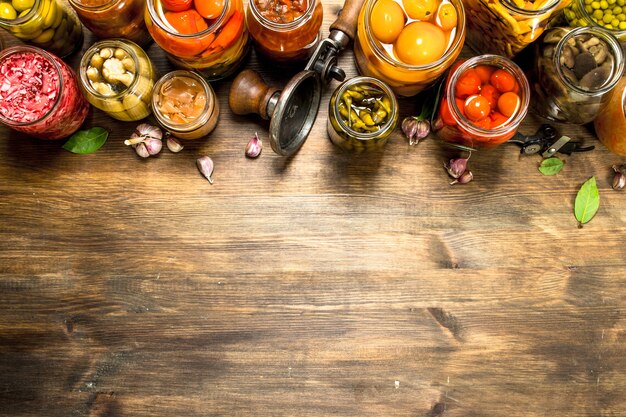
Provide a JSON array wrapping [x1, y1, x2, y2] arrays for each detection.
[[63, 127, 109, 154], [538, 157, 564, 176], [574, 176, 600, 227]]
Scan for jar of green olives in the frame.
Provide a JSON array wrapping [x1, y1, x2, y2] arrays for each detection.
[[79, 39, 157, 121], [0, 0, 83, 58], [327, 76, 399, 152]]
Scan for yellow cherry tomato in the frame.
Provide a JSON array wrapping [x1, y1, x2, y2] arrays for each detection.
[[394, 21, 446, 65], [437, 2, 457, 31], [0, 2, 17, 19], [371, 0, 406, 44], [194, 0, 224, 19], [11, 0, 34, 12], [403, 0, 438, 20]]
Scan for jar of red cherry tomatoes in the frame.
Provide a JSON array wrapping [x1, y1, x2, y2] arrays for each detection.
[[432, 55, 530, 150], [0, 45, 89, 140], [354, 0, 465, 97], [246, 0, 323, 64], [69, 0, 152, 47], [145, 0, 249, 80]]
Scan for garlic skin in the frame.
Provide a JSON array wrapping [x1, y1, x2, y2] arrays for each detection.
[[445, 157, 469, 179], [612, 165, 625, 190], [143, 138, 162, 156], [450, 170, 473, 185], [166, 136, 184, 153], [135, 123, 163, 140], [134, 142, 150, 158], [245, 133, 262, 158], [197, 156, 215, 184]]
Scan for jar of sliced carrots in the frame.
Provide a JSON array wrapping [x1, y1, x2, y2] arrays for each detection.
[[431, 55, 530, 150], [145, 0, 249, 80]]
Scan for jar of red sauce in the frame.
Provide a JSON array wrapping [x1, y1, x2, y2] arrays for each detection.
[[246, 0, 323, 64], [152, 70, 220, 140], [354, 0, 465, 97], [145, 0, 249, 80], [68, 0, 152, 47], [0, 46, 89, 140], [432, 55, 530, 150], [594, 76, 626, 156]]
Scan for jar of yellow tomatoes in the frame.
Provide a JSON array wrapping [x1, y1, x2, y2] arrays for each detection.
[[152, 70, 220, 140], [564, 0, 626, 43], [246, 0, 323, 64], [0, 0, 83, 58], [432, 55, 530, 150], [145, 0, 249, 80], [79, 39, 157, 121], [594, 76, 626, 156], [68, 0, 152, 47], [354, 0, 465, 97], [464, 0, 571, 58]]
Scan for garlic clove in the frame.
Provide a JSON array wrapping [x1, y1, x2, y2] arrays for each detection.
[[402, 117, 418, 142], [444, 157, 469, 179], [197, 156, 214, 184], [412, 120, 430, 145], [143, 138, 162, 156], [450, 170, 473, 185], [135, 142, 150, 158], [612, 165, 625, 190], [166, 135, 184, 153], [245, 133, 262, 158]]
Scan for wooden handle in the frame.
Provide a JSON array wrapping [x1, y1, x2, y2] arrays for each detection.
[[329, 0, 366, 42], [228, 69, 280, 119]]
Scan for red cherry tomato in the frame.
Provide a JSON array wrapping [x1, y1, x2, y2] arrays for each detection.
[[454, 97, 465, 117], [480, 84, 500, 111], [474, 65, 495, 85], [472, 116, 491, 130], [490, 69, 516, 93], [162, 0, 192, 12], [464, 95, 491, 121], [455, 69, 481, 99], [439, 98, 456, 126], [490, 111, 509, 128], [165, 9, 209, 34], [497, 91, 520, 117], [195, 0, 225, 20]]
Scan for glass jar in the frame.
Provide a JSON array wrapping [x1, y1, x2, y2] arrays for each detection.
[[0, 0, 83, 58], [594, 76, 626, 156], [79, 39, 157, 121], [464, 0, 571, 58], [246, 0, 323, 64], [145, 0, 249, 80], [432, 55, 530, 150], [68, 0, 152, 47], [152, 70, 219, 140], [0, 46, 89, 139], [354, 0, 465, 97], [564, 0, 626, 43], [327, 76, 399, 152], [531, 27, 623, 124]]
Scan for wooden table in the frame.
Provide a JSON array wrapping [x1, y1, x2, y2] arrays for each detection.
[[1, 4, 625, 416]]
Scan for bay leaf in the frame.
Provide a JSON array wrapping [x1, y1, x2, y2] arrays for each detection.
[[574, 176, 600, 227], [538, 157, 564, 176], [63, 127, 109, 154]]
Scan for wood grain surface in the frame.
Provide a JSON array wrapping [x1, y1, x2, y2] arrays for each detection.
[[1, 3, 626, 416]]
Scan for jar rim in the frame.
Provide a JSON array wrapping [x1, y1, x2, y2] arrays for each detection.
[[68, 0, 119, 10], [146, 0, 229, 39], [79, 39, 142, 100], [553, 26, 625, 96], [447, 54, 530, 137], [0, 45, 64, 127], [332, 76, 398, 140], [151, 70, 215, 132], [249, 0, 316, 30], [499, 0, 561, 16], [363, 0, 466, 71]]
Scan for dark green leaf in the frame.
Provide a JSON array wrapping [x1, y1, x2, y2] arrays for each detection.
[[63, 127, 109, 154], [574, 176, 600, 227], [538, 157, 564, 176]]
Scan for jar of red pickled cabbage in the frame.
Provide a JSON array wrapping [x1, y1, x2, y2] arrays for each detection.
[[145, 0, 249, 80], [0, 0, 83, 58], [68, 0, 152, 47], [354, 0, 465, 97], [246, 0, 323, 64], [0, 46, 89, 140], [151, 70, 219, 140], [432, 54, 530, 150]]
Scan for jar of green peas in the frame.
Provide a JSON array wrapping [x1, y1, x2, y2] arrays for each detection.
[[564, 0, 626, 43]]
